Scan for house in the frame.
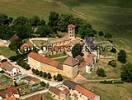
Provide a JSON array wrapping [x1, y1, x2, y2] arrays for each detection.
[[49, 86, 69, 100], [63, 56, 79, 78], [63, 80, 100, 100], [85, 54, 95, 74], [0, 60, 21, 77], [28, 52, 79, 78], [4, 95, 17, 100]]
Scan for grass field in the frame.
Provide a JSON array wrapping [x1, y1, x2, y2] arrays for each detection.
[[81, 82, 132, 100], [0, 47, 16, 58]]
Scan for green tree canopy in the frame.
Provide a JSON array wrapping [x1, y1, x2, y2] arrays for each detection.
[[96, 68, 106, 77], [118, 50, 127, 63], [13, 16, 29, 25], [30, 16, 41, 26], [121, 63, 132, 82], [78, 23, 95, 38], [36, 25, 52, 37], [48, 12, 60, 32], [72, 43, 83, 58]]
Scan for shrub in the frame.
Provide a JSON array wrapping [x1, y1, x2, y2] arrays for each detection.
[[100, 80, 123, 84], [47, 73, 52, 79], [96, 68, 106, 77], [118, 50, 127, 63], [98, 31, 104, 36], [39, 71, 43, 77], [43, 72, 47, 78], [121, 63, 132, 82], [110, 47, 117, 53], [40, 81, 46, 87], [108, 60, 117, 67], [56, 74, 63, 81]]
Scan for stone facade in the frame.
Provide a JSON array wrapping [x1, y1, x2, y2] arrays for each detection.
[[28, 54, 79, 78]]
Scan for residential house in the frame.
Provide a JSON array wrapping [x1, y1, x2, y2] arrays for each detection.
[[49, 86, 69, 100], [0, 60, 21, 77], [63, 80, 100, 100], [85, 54, 95, 74]]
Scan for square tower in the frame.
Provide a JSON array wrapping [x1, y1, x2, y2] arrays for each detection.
[[68, 24, 75, 39]]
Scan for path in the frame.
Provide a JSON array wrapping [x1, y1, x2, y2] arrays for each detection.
[[20, 89, 48, 99]]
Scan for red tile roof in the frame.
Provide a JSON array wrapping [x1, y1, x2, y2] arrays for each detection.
[[5, 95, 17, 100], [28, 52, 61, 68], [6, 86, 18, 96], [49, 87, 61, 96], [64, 56, 79, 67], [75, 85, 96, 100]]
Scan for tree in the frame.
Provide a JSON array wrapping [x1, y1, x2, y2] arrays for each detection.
[[108, 60, 117, 67], [39, 71, 43, 77], [43, 72, 47, 78], [30, 16, 40, 26], [0, 14, 11, 25], [110, 47, 117, 53], [96, 68, 106, 77], [13, 24, 33, 39], [9, 39, 22, 51], [48, 12, 60, 32], [78, 23, 95, 38], [0, 25, 14, 40], [98, 31, 104, 36], [104, 33, 112, 39], [118, 50, 127, 63], [36, 25, 52, 37], [53, 75, 57, 81], [72, 43, 83, 58], [56, 74, 63, 81], [47, 73, 52, 79], [40, 81, 46, 87], [13, 16, 29, 25], [121, 63, 132, 82]]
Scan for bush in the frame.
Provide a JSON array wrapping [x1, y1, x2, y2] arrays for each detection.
[[121, 63, 132, 82], [56, 74, 63, 81], [39, 71, 43, 77], [118, 50, 127, 63], [96, 68, 106, 77], [100, 80, 123, 84], [108, 60, 117, 67], [98, 31, 104, 36], [110, 47, 117, 53], [43, 72, 47, 78], [47, 73, 52, 79], [40, 81, 46, 87]]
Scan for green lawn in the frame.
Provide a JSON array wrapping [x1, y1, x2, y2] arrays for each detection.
[[81, 82, 132, 100], [0, 47, 16, 58]]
